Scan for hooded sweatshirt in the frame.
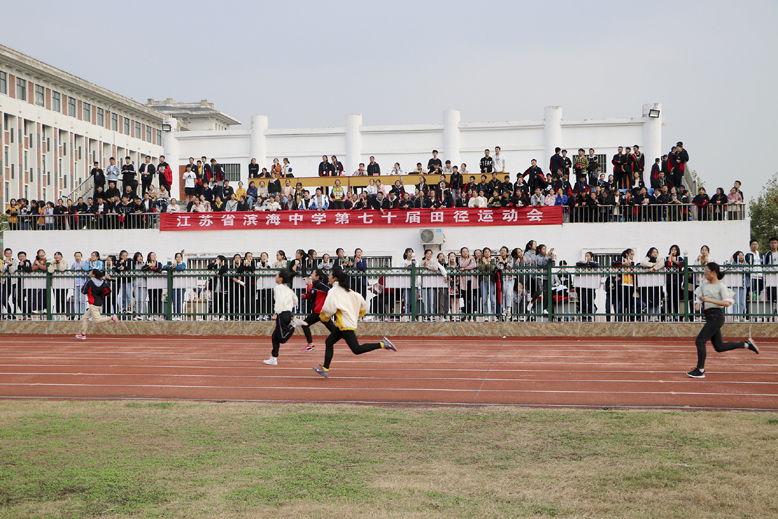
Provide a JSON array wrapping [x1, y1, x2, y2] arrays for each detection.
[[82, 278, 110, 307], [319, 282, 367, 331]]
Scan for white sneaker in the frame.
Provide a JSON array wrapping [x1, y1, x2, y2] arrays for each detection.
[[263, 357, 278, 366], [291, 317, 308, 328]]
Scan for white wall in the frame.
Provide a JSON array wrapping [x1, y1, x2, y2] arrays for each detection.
[[169, 105, 663, 185], [4, 219, 749, 267]]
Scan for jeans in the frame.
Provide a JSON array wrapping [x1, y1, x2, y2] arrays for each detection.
[[422, 288, 435, 316], [731, 287, 746, 317], [404, 288, 413, 314], [120, 283, 133, 312], [501, 279, 515, 316], [134, 285, 147, 315], [74, 287, 86, 315], [480, 280, 496, 314]]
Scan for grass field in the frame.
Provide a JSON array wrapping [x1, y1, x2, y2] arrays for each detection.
[[0, 402, 777, 518]]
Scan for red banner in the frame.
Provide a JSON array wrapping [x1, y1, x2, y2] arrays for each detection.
[[160, 206, 562, 231]]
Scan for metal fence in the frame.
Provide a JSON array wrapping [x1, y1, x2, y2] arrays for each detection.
[[5, 213, 160, 231], [0, 263, 775, 323]]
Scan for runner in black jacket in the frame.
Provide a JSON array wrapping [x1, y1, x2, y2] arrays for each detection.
[[76, 270, 118, 339]]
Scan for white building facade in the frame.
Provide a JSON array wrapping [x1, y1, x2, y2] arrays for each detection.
[[164, 103, 664, 188], [0, 44, 164, 205]]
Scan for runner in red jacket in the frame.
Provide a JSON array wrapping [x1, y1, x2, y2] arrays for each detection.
[[293, 268, 337, 351]]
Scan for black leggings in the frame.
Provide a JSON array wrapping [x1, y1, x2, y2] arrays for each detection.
[[271, 311, 294, 357], [323, 328, 382, 369], [302, 312, 336, 344], [695, 308, 745, 369]]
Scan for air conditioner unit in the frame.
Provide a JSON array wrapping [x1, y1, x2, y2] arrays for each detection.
[[420, 228, 445, 245]]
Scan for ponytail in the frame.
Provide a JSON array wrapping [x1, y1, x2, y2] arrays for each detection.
[[331, 266, 351, 291], [707, 262, 725, 280]]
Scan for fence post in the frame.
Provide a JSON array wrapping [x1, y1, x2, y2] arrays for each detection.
[[410, 263, 417, 322], [682, 257, 690, 322], [46, 264, 52, 321], [546, 261, 554, 321], [166, 268, 173, 321]]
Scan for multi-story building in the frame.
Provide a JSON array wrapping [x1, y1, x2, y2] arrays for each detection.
[[146, 98, 241, 131], [0, 44, 164, 205]]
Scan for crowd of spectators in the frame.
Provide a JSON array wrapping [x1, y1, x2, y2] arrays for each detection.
[[3, 143, 749, 229], [2, 237, 776, 323]]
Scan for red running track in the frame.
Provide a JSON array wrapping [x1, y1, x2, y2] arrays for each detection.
[[0, 335, 775, 410]]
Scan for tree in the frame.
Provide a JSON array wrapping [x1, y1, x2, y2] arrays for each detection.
[[749, 172, 778, 253]]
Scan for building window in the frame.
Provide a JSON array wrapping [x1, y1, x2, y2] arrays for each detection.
[[34, 85, 44, 106], [146, 126, 151, 142], [134, 121, 141, 138], [68, 97, 76, 117], [124, 118, 130, 135], [16, 78, 26, 100], [111, 113, 118, 131], [96, 107, 104, 126], [222, 164, 241, 182], [83, 103, 91, 122], [52, 91, 61, 112], [157, 130, 162, 144], [0, 71, 7, 95]]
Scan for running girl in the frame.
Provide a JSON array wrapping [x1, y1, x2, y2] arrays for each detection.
[[263, 269, 298, 366], [312, 267, 396, 378], [293, 268, 335, 351], [75, 269, 118, 339], [687, 262, 758, 378]]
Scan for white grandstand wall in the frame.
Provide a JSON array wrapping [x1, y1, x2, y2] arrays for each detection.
[[168, 104, 663, 185], [4, 219, 749, 268]]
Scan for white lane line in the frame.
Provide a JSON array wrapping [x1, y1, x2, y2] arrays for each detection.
[[1, 382, 777, 398], [2, 372, 777, 386]]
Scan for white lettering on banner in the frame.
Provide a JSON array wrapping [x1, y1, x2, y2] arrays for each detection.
[[405, 211, 421, 224], [430, 211, 444, 223], [311, 213, 327, 225], [453, 211, 469, 223], [478, 210, 494, 223], [199, 215, 213, 227], [221, 214, 235, 227], [358, 213, 374, 224], [176, 216, 191, 227], [266, 214, 281, 226], [288, 213, 304, 225], [527, 208, 544, 222], [335, 213, 350, 225], [382, 212, 397, 224], [243, 214, 259, 226], [502, 209, 519, 223]]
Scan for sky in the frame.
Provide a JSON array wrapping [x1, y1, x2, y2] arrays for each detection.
[[4, 0, 777, 197]]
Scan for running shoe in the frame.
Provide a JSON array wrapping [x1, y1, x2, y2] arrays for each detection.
[[382, 337, 397, 352], [313, 365, 328, 378], [292, 317, 308, 328], [746, 338, 759, 354], [301, 344, 315, 351], [686, 368, 705, 379], [263, 357, 278, 366], [75, 334, 86, 340], [111, 315, 119, 323]]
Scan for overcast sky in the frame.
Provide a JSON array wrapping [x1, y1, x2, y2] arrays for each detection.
[[4, 0, 776, 195]]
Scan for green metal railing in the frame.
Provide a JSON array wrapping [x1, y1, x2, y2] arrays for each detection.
[[0, 263, 775, 323]]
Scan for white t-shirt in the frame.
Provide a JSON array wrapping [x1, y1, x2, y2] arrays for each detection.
[[183, 171, 196, 188], [493, 154, 506, 172]]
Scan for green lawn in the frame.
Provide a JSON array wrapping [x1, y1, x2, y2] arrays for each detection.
[[0, 401, 776, 518]]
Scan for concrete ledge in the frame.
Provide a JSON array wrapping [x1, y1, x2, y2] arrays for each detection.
[[1, 321, 776, 338]]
